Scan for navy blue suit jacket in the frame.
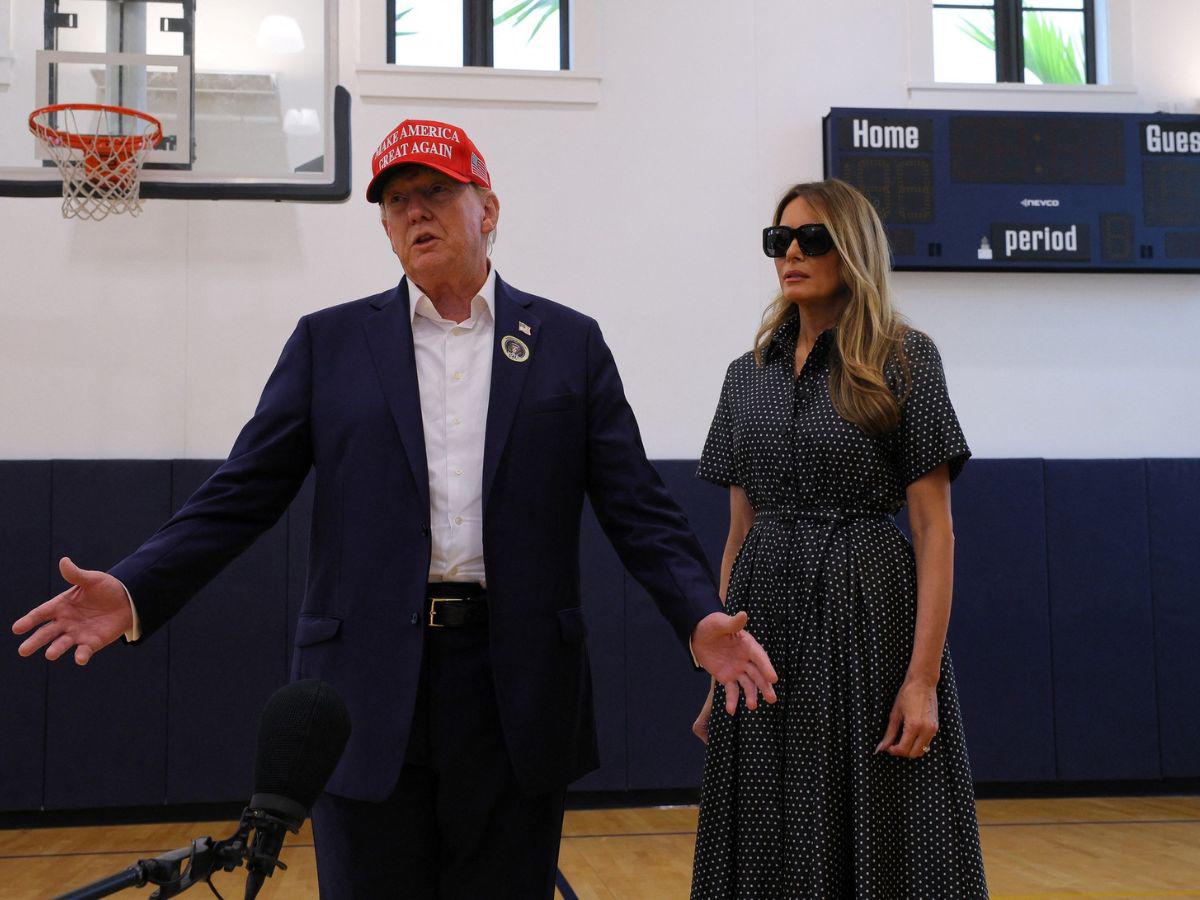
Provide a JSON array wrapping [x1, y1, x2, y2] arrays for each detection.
[[110, 275, 719, 800]]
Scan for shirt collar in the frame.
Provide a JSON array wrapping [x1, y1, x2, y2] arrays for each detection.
[[407, 264, 496, 327], [766, 305, 836, 362], [766, 305, 801, 360]]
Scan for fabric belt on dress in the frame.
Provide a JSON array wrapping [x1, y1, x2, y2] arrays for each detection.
[[753, 508, 890, 526], [425, 582, 489, 628], [752, 508, 893, 605]]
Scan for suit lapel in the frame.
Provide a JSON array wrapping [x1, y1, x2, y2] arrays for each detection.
[[363, 278, 431, 519], [483, 276, 540, 517]]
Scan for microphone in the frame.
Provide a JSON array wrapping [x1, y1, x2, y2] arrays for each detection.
[[241, 678, 352, 899], [54, 679, 350, 900]]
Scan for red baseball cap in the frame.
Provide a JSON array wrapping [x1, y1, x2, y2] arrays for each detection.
[[366, 118, 491, 203]]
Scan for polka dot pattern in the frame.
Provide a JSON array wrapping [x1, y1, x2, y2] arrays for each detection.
[[690, 310, 988, 898]]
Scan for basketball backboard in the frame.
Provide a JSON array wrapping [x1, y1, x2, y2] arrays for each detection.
[[0, 0, 349, 201]]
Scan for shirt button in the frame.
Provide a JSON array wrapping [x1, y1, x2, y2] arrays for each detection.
[[451, 416, 462, 426], [454, 467, 463, 476], [453, 372, 464, 381], [453, 516, 463, 526]]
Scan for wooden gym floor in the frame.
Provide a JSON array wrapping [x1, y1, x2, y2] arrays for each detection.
[[1, 796, 1197, 898]]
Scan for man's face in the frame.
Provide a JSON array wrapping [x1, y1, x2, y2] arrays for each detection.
[[379, 165, 499, 286]]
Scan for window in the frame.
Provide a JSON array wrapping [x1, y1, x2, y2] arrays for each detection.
[[932, 0, 1096, 84], [386, 0, 569, 71]]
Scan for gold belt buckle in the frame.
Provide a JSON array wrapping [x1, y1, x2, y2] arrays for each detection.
[[428, 597, 453, 628]]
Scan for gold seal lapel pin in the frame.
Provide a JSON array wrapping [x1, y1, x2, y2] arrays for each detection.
[[501, 335, 530, 363]]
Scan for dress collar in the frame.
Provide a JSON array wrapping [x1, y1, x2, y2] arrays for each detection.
[[766, 306, 836, 363]]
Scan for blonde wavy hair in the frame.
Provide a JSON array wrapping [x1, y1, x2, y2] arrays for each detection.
[[754, 179, 910, 435]]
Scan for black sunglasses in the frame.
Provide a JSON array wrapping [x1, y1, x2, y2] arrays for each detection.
[[762, 223, 835, 258]]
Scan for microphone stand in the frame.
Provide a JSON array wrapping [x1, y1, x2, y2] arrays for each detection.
[[53, 808, 294, 900]]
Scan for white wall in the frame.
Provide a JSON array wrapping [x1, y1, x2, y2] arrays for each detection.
[[1, 0, 1198, 460]]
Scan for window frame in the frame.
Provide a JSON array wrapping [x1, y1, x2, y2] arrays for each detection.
[[386, 0, 570, 70], [932, 0, 1096, 84]]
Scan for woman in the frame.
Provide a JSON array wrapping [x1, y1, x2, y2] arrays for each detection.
[[690, 179, 988, 898]]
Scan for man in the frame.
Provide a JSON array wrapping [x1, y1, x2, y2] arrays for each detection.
[[12, 119, 777, 898]]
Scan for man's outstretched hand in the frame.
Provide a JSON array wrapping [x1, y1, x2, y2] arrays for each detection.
[[691, 611, 778, 715], [11, 557, 132, 665]]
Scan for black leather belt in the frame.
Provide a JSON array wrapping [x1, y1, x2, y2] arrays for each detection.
[[425, 582, 488, 628]]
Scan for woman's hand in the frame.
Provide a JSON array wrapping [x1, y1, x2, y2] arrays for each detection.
[[875, 677, 939, 759], [692, 680, 716, 744]]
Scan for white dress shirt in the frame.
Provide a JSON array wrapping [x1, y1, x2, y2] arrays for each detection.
[[409, 267, 495, 586], [123, 267, 498, 641]]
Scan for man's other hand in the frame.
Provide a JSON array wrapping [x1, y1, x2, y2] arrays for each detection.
[[12, 557, 132, 665], [691, 611, 778, 715]]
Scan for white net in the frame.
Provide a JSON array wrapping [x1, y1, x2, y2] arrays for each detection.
[[29, 105, 162, 221]]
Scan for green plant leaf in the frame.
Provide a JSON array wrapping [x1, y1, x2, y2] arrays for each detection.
[[958, 17, 996, 53], [494, 0, 559, 43], [495, 0, 542, 26], [395, 6, 415, 38], [529, 6, 557, 39], [1022, 12, 1083, 84]]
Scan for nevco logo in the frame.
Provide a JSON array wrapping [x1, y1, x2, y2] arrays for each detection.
[[1020, 198, 1060, 207], [836, 115, 931, 152], [990, 223, 1091, 261], [1142, 122, 1200, 155]]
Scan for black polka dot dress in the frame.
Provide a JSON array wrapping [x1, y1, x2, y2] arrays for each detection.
[[691, 310, 988, 898]]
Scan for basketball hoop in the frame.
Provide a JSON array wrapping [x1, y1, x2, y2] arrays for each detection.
[[28, 103, 162, 221]]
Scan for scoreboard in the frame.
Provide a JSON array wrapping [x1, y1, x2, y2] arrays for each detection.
[[823, 107, 1200, 272]]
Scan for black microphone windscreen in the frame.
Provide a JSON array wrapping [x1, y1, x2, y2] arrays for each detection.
[[252, 679, 351, 816]]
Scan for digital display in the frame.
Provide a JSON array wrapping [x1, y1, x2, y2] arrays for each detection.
[[1165, 231, 1200, 259], [1100, 214, 1135, 262], [1143, 159, 1200, 227], [949, 116, 1124, 185], [837, 157, 933, 225], [823, 107, 1200, 272]]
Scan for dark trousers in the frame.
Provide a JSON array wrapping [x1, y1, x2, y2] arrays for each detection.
[[311, 625, 567, 899]]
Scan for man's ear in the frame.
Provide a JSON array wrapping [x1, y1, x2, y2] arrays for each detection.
[[481, 191, 500, 235]]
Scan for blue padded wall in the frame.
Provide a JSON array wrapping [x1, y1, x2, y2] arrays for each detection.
[[0, 463, 51, 811], [3, 455, 1198, 814], [44, 461, 172, 809], [1146, 459, 1200, 777], [624, 462, 724, 790], [946, 460, 1056, 782], [1044, 460, 1160, 781], [165, 461, 290, 804]]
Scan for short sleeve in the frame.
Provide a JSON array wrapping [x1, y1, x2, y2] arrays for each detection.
[[895, 330, 970, 486], [697, 361, 739, 487]]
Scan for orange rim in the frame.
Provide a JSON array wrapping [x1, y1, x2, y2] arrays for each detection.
[[28, 103, 162, 154]]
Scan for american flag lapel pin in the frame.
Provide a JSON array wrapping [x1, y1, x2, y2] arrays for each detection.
[[518, 321, 532, 336]]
